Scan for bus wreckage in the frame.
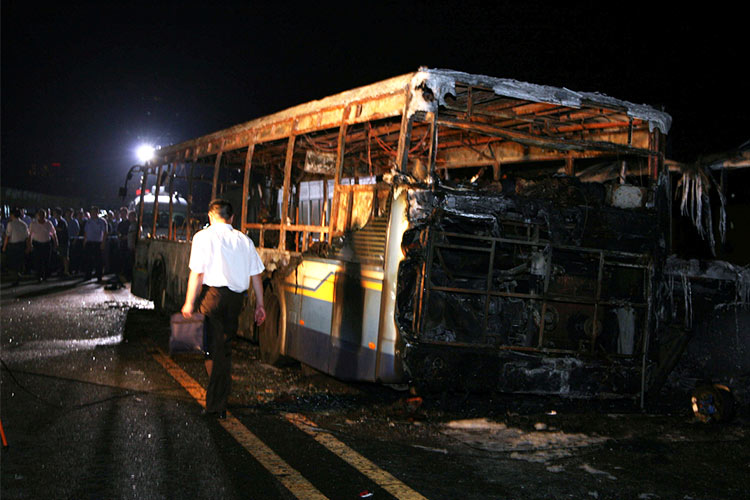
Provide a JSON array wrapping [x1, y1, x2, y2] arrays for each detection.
[[125, 68, 747, 409]]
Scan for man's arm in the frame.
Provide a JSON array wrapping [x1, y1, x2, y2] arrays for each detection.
[[182, 270, 204, 318], [49, 222, 58, 247], [251, 274, 266, 325]]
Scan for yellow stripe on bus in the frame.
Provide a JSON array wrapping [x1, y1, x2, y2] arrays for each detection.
[[285, 413, 428, 500], [150, 346, 328, 500], [298, 261, 384, 282], [361, 280, 383, 292], [284, 275, 382, 303], [290, 278, 336, 302]]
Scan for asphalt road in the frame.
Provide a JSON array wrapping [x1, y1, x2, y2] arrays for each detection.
[[1, 277, 748, 499]]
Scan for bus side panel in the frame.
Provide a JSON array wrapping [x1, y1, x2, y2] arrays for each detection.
[[131, 237, 191, 310], [283, 287, 303, 358], [131, 239, 151, 299], [284, 260, 335, 373], [328, 268, 382, 381], [161, 241, 191, 305]]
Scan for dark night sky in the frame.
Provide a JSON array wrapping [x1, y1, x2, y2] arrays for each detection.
[[2, 1, 747, 204]]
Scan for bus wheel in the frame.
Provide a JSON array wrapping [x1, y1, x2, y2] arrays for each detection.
[[259, 287, 286, 366], [236, 294, 259, 343]]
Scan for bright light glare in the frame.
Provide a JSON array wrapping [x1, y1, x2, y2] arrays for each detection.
[[136, 144, 155, 163]]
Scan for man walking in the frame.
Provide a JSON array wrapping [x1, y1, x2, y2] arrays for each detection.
[[181, 199, 266, 418], [2, 209, 29, 286], [53, 208, 70, 277], [83, 207, 107, 282], [28, 209, 58, 281], [65, 208, 81, 274]]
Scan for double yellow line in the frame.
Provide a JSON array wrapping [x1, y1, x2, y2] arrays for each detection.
[[150, 345, 426, 500], [285, 413, 427, 500]]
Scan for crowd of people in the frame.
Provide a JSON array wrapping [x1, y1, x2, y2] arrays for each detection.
[[1, 206, 138, 288]]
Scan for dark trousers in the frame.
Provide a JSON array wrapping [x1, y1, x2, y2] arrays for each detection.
[[70, 238, 83, 273], [84, 241, 103, 279], [6, 242, 26, 282], [32, 241, 52, 280], [197, 285, 243, 413]]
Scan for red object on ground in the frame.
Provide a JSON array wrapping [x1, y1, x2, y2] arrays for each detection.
[[0, 419, 8, 447]]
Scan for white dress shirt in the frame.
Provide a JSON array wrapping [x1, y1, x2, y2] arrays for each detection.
[[29, 219, 55, 243], [5, 218, 29, 243], [188, 222, 264, 293]]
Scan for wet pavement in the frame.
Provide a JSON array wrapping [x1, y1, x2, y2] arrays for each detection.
[[1, 275, 748, 499]]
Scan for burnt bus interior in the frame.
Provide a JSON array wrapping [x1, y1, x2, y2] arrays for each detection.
[[134, 69, 669, 396], [396, 82, 666, 395]]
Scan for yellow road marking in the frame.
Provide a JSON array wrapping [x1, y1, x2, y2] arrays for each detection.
[[285, 413, 428, 500], [150, 347, 327, 500]]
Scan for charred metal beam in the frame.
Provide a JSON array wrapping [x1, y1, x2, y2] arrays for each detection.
[[240, 142, 255, 233], [436, 116, 658, 156], [279, 134, 296, 251], [210, 151, 223, 200]]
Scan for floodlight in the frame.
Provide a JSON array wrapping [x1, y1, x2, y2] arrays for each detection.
[[136, 144, 155, 163]]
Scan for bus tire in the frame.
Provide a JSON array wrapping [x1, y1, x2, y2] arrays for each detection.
[[259, 287, 287, 366], [236, 294, 260, 343]]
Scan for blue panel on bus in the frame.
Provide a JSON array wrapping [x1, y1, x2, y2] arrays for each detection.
[[300, 292, 333, 335], [286, 324, 331, 374], [329, 337, 377, 382]]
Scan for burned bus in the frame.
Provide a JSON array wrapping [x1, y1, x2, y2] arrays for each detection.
[[129, 68, 676, 402]]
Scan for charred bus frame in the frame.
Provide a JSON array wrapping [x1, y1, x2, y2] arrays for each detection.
[[128, 68, 671, 400]]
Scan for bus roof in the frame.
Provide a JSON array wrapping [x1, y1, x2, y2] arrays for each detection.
[[150, 68, 672, 165]]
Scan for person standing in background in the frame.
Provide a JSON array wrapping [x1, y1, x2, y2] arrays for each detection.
[[65, 208, 81, 274], [2, 209, 29, 286], [83, 207, 107, 282], [53, 207, 70, 277], [20, 208, 32, 227], [125, 211, 138, 282], [28, 209, 57, 282]]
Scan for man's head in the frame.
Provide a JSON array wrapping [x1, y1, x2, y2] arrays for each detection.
[[208, 199, 233, 224], [91, 206, 100, 219], [10, 209, 20, 220], [53, 207, 63, 218]]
